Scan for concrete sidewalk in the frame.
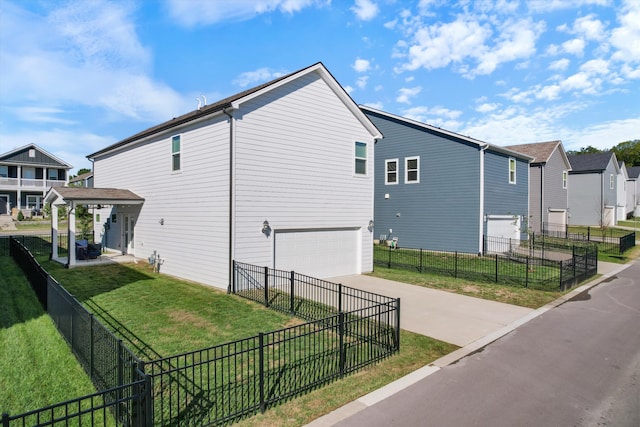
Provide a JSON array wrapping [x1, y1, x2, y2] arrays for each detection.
[[310, 260, 634, 427]]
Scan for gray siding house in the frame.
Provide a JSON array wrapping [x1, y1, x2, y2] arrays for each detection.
[[567, 151, 620, 226], [0, 143, 71, 216], [77, 63, 381, 287], [361, 106, 531, 254], [626, 166, 640, 217], [506, 141, 571, 233]]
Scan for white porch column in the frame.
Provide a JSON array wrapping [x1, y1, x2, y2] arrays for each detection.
[[51, 204, 59, 260], [68, 203, 77, 267], [17, 165, 22, 209]]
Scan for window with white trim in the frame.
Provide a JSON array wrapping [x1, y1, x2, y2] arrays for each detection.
[[355, 142, 367, 175], [609, 173, 614, 189], [0, 165, 7, 178], [385, 159, 398, 184], [48, 169, 58, 180], [562, 171, 568, 189], [405, 156, 419, 183], [27, 195, 42, 209], [29, 149, 35, 158], [172, 135, 181, 172], [508, 157, 516, 184]]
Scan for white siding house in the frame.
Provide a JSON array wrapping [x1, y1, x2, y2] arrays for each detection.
[[87, 63, 381, 289]]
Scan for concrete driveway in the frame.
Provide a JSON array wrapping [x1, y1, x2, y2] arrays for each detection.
[[327, 274, 533, 347]]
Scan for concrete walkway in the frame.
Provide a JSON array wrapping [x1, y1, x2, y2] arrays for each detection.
[[327, 274, 532, 347], [0, 215, 17, 231]]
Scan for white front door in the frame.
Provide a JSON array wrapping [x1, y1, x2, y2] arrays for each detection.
[[121, 214, 136, 254]]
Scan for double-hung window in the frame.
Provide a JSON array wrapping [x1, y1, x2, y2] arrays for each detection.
[[508, 157, 516, 184], [562, 171, 568, 189], [405, 156, 419, 183], [355, 142, 367, 175], [172, 135, 181, 172], [385, 159, 398, 184]]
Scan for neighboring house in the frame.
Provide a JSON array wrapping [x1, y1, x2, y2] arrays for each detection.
[[0, 143, 72, 216], [617, 161, 630, 221], [68, 171, 94, 188], [506, 141, 572, 233], [361, 106, 532, 255], [78, 63, 380, 288], [567, 151, 620, 226], [626, 166, 640, 217]]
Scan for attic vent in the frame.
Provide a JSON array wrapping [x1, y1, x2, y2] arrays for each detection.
[[29, 149, 36, 157]]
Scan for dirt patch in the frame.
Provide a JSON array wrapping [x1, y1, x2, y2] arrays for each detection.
[[461, 285, 481, 294], [163, 309, 216, 332]]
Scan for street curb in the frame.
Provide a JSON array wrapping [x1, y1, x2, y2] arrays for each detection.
[[305, 259, 635, 427]]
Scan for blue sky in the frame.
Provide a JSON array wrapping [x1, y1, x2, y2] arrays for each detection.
[[1, 0, 638, 174]]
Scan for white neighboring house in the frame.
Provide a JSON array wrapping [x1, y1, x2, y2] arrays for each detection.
[[84, 63, 381, 289], [627, 166, 640, 217], [617, 161, 630, 221]]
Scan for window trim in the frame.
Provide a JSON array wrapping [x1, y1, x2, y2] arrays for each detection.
[[171, 135, 181, 172], [28, 149, 36, 158], [609, 173, 614, 190], [385, 159, 398, 185], [405, 156, 420, 184], [562, 171, 568, 189], [354, 141, 367, 176], [508, 157, 516, 184]]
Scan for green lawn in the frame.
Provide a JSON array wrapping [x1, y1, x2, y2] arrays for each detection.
[[0, 257, 96, 415]]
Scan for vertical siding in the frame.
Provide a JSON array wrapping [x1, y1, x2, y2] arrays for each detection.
[[233, 73, 375, 273], [484, 151, 529, 236], [93, 114, 231, 288], [365, 111, 482, 254]]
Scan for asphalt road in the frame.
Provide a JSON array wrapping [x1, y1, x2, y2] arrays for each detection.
[[335, 261, 640, 427]]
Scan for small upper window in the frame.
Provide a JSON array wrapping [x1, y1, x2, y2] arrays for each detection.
[[562, 171, 568, 189], [385, 159, 398, 185], [609, 173, 614, 190], [355, 142, 367, 175], [172, 135, 181, 172], [509, 158, 516, 184], [48, 169, 58, 180], [29, 149, 36, 158], [405, 157, 420, 183], [0, 165, 7, 178]]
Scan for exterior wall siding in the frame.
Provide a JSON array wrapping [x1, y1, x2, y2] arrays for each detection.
[[542, 148, 569, 228], [528, 165, 542, 232], [568, 173, 602, 225], [365, 111, 482, 254], [483, 150, 529, 238], [603, 158, 618, 217], [93, 114, 231, 288], [233, 73, 375, 273]]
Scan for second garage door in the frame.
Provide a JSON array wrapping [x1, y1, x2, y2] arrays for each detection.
[[274, 229, 359, 278]]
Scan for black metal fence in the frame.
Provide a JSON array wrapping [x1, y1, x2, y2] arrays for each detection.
[[540, 222, 636, 255], [376, 238, 597, 291], [0, 232, 90, 257], [3, 241, 401, 426], [5, 238, 151, 427]]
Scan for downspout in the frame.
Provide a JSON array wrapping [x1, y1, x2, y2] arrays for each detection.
[[479, 143, 489, 254], [540, 165, 544, 232], [601, 173, 604, 226], [223, 108, 235, 291]]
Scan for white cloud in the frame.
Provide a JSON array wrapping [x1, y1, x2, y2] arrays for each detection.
[[13, 107, 77, 125], [356, 76, 369, 89], [610, 0, 640, 62], [232, 67, 287, 87], [528, 0, 609, 13], [396, 86, 422, 104], [402, 105, 463, 130], [476, 103, 499, 113], [561, 38, 586, 56], [572, 14, 607, 41], [165, 0, 328, 26], [352, 58, 371, 72], [549, 58, 570, 71], [351, 0, 379, 21], [362, 101, 384, 110]]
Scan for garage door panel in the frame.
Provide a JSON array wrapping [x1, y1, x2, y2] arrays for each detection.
[[275, 229, 358, 278]]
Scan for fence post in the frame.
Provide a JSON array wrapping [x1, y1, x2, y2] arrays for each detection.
[[482, 234, 486, 255], [231, 260, 236, 293], [559, 260, 563, 291], [454, 251, 458, 279], [338, 312, 345, 377], [116, 340, 124, 421], [258, 333, 266, 413], [573, 246, 577, 279], [395, 298, 401, 351], [387, 245, 391, 268], [263, 266, 269, 308], [2, 412, 9, 427], [338, 284, 343, 314], [419, 248, 423, 273], [588, 226, 591, 241], [495, 254, 498, 283], [525, 257, 529, 288], [290, 270, 295, 315], [90, 314, 94, 381]]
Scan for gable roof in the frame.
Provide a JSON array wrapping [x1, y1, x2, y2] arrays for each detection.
[[0, 143, 73, 169], [627, 166, 640, 179], [44, 187, 144, 205], [568, 151, 619, 174], [88, 62, 381, 159], [505, 140, 571, 169], [68, 171, 94, 184], [360, 105, 533, 161]]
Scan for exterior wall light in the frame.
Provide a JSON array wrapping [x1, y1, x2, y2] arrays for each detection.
[[368, 220, 374, 231], [262, 220, 270, 235]]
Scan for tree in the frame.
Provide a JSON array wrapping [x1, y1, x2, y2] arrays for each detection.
[[611, 139, 640, 166], [77, 168, 91, 175], [567, 146, 602, 155]]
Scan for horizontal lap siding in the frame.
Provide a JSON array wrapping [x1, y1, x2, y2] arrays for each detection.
[[484, 151, 528, 237], [367, 112, 481, 254], [93, 115, 230, 288], [529, 165, 542, 232], [568, 173, 601, 225], [233, 73, 374, 272], [544, 149, 569, 213]]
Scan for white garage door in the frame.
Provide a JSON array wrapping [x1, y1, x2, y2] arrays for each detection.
[[486, 215, 521, 253], [275, 229, 359, 278]]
